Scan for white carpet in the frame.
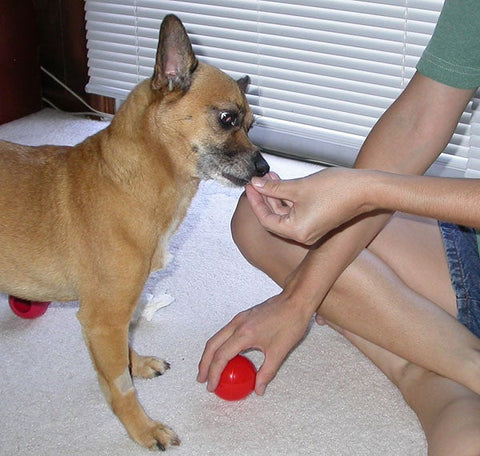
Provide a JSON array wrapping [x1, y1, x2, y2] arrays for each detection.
[[0, 109, 426, 455]]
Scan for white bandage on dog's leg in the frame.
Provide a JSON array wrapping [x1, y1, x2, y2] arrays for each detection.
[[114, 368, 134, 395]]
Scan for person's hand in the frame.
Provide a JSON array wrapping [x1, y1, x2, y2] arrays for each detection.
[[197, 290, 313, 396], [245, 168, 373, 245]]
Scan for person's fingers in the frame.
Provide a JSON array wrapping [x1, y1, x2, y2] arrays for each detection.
[[250, 175, 291, 198], [250, 171, 281, 186], [205, 342, 239, 392], [198, 314, 256, 392], [245, 185, 286, 230], [197, 324, 235, 384], [315, 314, 327, 325], [266, 192, 293, 215]]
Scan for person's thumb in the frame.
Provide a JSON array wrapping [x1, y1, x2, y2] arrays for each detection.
[[250, 174, 287, 198], [255, 353, 282, 396]]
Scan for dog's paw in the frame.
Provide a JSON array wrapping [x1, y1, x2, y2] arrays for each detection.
[[131, 351, 170, 379], [136, 422, 180, 451]]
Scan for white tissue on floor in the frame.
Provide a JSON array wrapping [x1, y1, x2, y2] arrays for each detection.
[[138, 292, 175, 321]]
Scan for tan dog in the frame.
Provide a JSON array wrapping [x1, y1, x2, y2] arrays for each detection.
[[0, 15, 268, 450]]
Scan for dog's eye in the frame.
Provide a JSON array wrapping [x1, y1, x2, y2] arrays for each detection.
[[219, 111, 238, 128]]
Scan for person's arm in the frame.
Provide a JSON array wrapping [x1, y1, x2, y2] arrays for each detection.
[[245, 168, 480, 246], [275, 72, 475, 326], [198, 73, 476, 395], [361, 171, 480, 226]]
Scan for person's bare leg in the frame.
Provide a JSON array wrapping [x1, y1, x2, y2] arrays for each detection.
[[337, 329, 480, 456], [232, 194, 480, 454], [340, 213, 480, 454]]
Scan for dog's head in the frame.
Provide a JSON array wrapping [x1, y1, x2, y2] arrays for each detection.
[[150, 14, 269, 186]]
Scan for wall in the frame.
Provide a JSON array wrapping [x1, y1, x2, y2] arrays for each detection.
[[33, 0, 114, 114], [0, 0, 41, 124], [0, 0, 114, 125]]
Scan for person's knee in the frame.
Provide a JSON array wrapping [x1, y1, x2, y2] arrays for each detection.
[[231, 193, 248, 248], [231, 193, 262, 267], [232, 194, 309, 285]]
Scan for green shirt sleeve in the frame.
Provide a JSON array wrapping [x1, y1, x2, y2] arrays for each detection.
[[416, 0, 480, 89]]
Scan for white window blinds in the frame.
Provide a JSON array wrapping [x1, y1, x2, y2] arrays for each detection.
[[84, 0, 480, 177]]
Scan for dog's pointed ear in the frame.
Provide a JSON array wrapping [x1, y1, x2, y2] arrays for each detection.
[[237, 76, 250, 94], [152, 14, 198, 92]]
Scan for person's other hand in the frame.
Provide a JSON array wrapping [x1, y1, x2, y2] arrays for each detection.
[[197, 291, 312, 396]]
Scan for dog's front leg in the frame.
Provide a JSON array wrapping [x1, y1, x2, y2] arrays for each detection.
[[77, 293, 180, 451], [129, 347, 171, 379]]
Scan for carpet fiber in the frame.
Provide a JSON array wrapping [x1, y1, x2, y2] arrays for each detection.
[[0, 109, 426, 455]]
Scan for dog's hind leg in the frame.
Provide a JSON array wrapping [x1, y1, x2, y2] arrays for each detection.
[[77, 283, 180, 450]]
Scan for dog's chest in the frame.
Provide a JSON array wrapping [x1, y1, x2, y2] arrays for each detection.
[[149, 183, 197, 273]]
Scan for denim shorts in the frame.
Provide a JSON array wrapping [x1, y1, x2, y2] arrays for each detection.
[[439, 222, 480, 338]]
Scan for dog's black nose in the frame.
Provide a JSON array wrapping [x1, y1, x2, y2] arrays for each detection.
[[254, 152, 270, 176]]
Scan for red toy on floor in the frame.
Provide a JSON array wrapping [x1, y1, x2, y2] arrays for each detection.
[[9, 296, 50, 319], [215, 354, 256, 401]]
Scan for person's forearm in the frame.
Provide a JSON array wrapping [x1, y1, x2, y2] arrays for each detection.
[[367, 172, 480, 228], [284, 210, 390, 309]]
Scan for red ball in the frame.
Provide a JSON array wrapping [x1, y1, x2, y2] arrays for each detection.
[[9, 296, 50, 319], [215, 354, 256, 401]]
